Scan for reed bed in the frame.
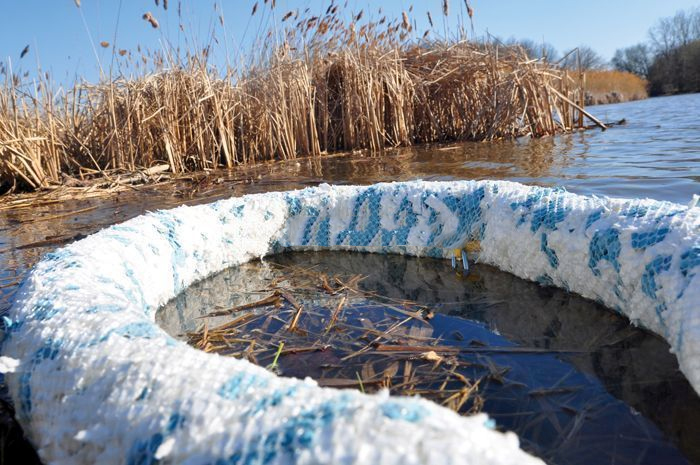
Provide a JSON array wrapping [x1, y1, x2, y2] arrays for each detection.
[[0, 4, 591, 194], [584, 70, 648, 105]]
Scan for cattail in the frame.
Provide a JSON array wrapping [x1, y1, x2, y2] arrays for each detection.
[[154, 0, 159, 6], [163, 0, 168, 10], [118, 49, 127, 56], [142, 12, 159, 28], [354, 10, 363, 21], [427, 11, 433, 27], [423, 30, 430, 38], [282, 11, 293, 21], [401, 11, 410, 31], [306, 17, 318, 31], [74, 0, 80, 7], [100, 41, 110, 48], [464, 0, 473, 18], [442, 0, 449, 16], [251, 2, 258, 15], [20, 45, 29, 58], [318, 20, 329, 34]]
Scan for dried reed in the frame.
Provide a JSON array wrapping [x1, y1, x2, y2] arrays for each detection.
[[0, 4, 588, 194], [584, 70, 648, 105], [186, 260, 486, 414]]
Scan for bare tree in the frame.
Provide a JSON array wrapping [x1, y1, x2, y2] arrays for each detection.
[[649, 9, 700, 55], [560, 46, 605, 70], [611, 44, 652, 78], [692, 7, 700, 39], [505, 38, 559, 62]]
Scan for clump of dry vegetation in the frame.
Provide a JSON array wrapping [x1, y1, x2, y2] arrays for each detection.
[[187, 260, 486, 414], [585, 70, 648, 105], [0, 1, 594, 194]]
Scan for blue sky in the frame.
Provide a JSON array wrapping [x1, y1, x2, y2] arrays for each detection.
[[1, 0, 698, 84]]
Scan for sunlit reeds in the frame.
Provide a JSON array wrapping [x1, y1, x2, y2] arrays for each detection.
[[584, 70, 648, 105], [0, 4, 589, 194]]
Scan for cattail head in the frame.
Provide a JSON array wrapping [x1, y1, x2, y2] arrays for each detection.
[[442, 0, 449, 16], [100, 41, 110, 48], [142, 12, 160, 28], [427, 11, 434, 27], [401, 11, 411, 31], [464, 0, 473, 18]]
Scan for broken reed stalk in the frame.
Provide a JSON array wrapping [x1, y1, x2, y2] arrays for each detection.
[[1, 5, 589, 194], [185, 259, 486, 414]]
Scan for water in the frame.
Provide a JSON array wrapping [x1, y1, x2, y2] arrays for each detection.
[[1, 94, 699, 463], [157, 252, 700, 464]]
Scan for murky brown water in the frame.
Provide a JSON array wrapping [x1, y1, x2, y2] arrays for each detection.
[[1, 93, 699, 464]]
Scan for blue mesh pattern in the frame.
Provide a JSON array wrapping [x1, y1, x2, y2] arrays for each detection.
[[380, 196, 418, 246], [642, 255, 673, 300], [19, 339, 63, 416], [127, 413, 186, 465], [588, 228, 621, 276], [3, 180, 697, 465], [437, 187, 485, 247], [530, 196, 569, 233], [585, 209, 604, 230], [540, 233, 559, 268], [680, 247, 700, 277], [631, 227, 670, 250], [335, 188, 383, 246]]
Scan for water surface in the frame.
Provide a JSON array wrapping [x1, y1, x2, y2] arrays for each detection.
[[0, 94, 699, 464], [158, 252, 700, 465]]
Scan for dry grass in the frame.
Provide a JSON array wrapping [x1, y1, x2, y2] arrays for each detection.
[[585, 70, 648, 105], [186, 260, 486, 415], [0, 4, 590, 194]]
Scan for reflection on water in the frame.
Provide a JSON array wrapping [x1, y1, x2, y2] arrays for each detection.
[[2, 93, 699, 302], [256, 93, 699, 203], [157, 252, 700, 465]]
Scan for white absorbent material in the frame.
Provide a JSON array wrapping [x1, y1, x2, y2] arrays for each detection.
[[2, 180, 698, 465]]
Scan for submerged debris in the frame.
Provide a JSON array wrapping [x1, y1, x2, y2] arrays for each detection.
[[186, 261, 486, 415]]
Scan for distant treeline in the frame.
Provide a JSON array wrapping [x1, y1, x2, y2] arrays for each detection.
[[613, 8, 700, 96], [498, 39, 646, 104]]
